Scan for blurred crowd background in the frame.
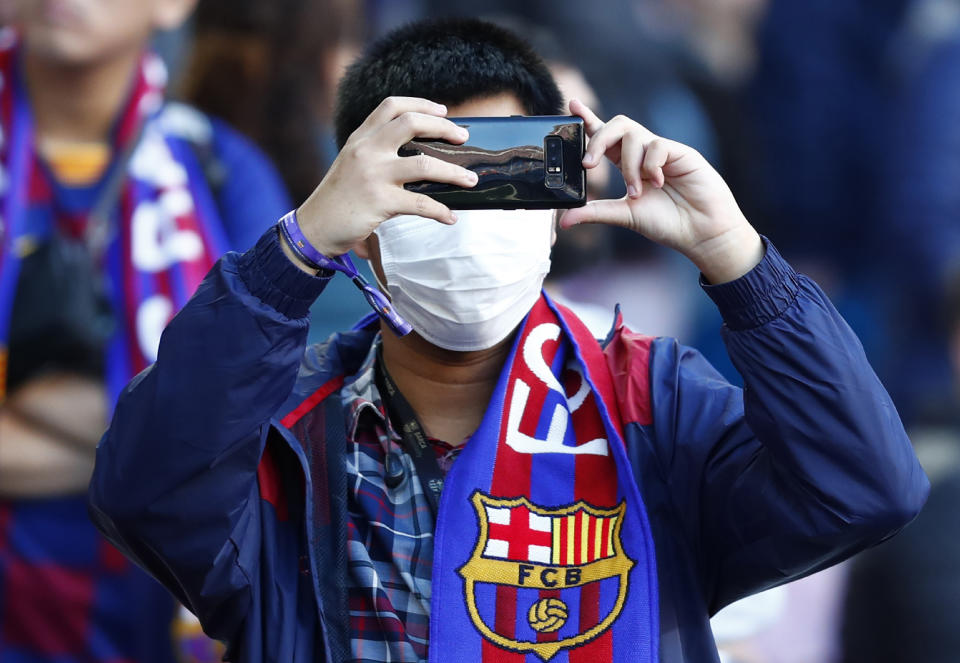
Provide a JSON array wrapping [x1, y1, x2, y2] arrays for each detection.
[[1, 0, 959, 662]]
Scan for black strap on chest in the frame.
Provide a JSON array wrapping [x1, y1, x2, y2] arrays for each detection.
[[373, 344, 445, 518]]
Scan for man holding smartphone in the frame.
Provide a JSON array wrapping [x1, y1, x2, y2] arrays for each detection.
[[88, 18, 928, 663]]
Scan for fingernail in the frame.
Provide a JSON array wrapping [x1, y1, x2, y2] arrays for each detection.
[[450, 212, 458, 222], [458, 128, 469, 139], [583, 153, 594, 166], [628, 184, 639, 198], [435, 103, 447, 113], [467, 172, 478, 184]]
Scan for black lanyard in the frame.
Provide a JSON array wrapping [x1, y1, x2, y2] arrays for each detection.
[[374, 345, 445, 518]]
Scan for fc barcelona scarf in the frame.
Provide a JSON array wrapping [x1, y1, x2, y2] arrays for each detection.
[[430, 295, 659, 663], [0, 39, 228, 403]]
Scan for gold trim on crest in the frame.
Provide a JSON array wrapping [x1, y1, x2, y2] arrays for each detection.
[[458, 492, 634, 661]]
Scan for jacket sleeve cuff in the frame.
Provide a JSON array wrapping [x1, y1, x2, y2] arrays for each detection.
[[236, 225, 333, 319], [700, 238, 801, 331]]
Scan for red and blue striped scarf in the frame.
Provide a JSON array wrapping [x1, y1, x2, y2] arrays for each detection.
[[0, 40, 227, 403], [430, 294, 659, 662]]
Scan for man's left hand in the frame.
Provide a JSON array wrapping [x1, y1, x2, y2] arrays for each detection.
[[562, 99, 763, 284]]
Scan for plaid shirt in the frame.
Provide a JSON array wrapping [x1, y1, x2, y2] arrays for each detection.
[[341, 336, 461, 663]]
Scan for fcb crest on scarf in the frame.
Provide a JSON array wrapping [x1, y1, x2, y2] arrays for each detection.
[[459, 492, 634, 660], [430, 295, 659, 663]]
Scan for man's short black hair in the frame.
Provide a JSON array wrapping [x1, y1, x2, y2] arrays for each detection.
[[334, 18, 564, 148]]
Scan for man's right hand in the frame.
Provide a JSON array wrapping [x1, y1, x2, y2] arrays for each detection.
[[291, 97, 478, 263]]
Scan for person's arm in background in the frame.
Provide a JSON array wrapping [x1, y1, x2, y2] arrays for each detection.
[[564, 98, 929, 613], [0, 374, 106, 495], [88, 97, 479, 641]]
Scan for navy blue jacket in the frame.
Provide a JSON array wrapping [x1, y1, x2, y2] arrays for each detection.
[[88, 228, 929, 662]]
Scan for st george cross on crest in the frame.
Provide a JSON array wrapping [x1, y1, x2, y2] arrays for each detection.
[[458, 491, 634, 661]]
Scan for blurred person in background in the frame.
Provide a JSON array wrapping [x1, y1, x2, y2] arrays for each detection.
[[0, 0, 289, 660], [839, 269, 960, 663], [180, 0, 374, 346], [874, 0, 960, 423], [745, 0, 960, 423]]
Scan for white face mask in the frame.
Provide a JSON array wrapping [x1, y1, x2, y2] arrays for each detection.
[[373, 209, 553, 351]]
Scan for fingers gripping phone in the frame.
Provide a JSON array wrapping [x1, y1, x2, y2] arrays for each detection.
[[399, 115, 586, 210]]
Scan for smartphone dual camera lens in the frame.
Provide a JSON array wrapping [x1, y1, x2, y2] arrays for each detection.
[[544, 135, 564, 189]]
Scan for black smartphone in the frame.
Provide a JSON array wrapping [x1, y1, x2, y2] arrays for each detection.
[[399, 115, 586, 210]]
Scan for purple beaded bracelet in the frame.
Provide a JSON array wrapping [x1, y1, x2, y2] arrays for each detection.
[[277, 211, 412, 337]]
